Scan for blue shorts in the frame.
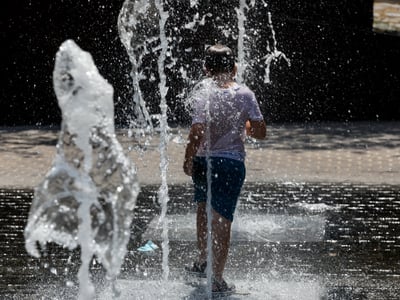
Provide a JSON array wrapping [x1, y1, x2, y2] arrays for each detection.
[[192, 156, 246, 222]]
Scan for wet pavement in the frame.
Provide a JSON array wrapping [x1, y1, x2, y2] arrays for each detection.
[[0, 122, 400, 299], [1, 183, 400, 299]]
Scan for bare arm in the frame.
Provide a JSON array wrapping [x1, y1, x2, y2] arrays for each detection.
[[246, 120, 267, 140], [183, 123, 205, 176]]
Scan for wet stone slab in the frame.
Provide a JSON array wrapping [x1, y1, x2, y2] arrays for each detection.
[[1, 182, 400, 299]]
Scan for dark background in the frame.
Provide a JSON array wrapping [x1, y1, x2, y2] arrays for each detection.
[[1, 0, 400, 126]]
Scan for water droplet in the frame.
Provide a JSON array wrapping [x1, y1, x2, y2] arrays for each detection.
[[66, 281, 74, 287]]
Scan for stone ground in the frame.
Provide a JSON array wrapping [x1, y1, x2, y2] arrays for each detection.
[[374, 0, 400, 34], [0, 121, 399, 188], [1, 121, 400, 300]]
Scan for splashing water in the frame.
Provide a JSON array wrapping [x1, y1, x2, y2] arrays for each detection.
[[118, 0, 290, 131], [24, 40, 140, 300], [118, 0, 157, 135], [236, 0, 253, 84], [117, 0, 290, 297], [119, 0, 172, 283], [18, 2, 290, 299], [262, 11, 291, 83]]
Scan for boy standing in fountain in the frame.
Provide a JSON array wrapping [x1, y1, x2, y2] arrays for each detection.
[[183, 44, 266, 294]]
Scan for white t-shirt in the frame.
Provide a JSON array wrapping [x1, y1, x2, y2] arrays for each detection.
[[191, 80, 264, 161]]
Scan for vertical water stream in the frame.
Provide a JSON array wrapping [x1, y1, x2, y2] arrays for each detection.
[[154, 0, 170, 282]]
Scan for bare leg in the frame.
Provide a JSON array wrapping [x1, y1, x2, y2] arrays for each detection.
[[197, 203, 232, 282], [196, 202, 207, 263], [211, 209, 231, 282]]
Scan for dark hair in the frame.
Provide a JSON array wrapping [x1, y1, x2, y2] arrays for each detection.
[[204, 44, 235, 75]]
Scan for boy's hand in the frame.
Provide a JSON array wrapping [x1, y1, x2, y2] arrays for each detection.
[[245, 120, 252, 136], [246, 119, 267, 140], [183, 123, 204, 177], [183, 158, 193, 176]]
